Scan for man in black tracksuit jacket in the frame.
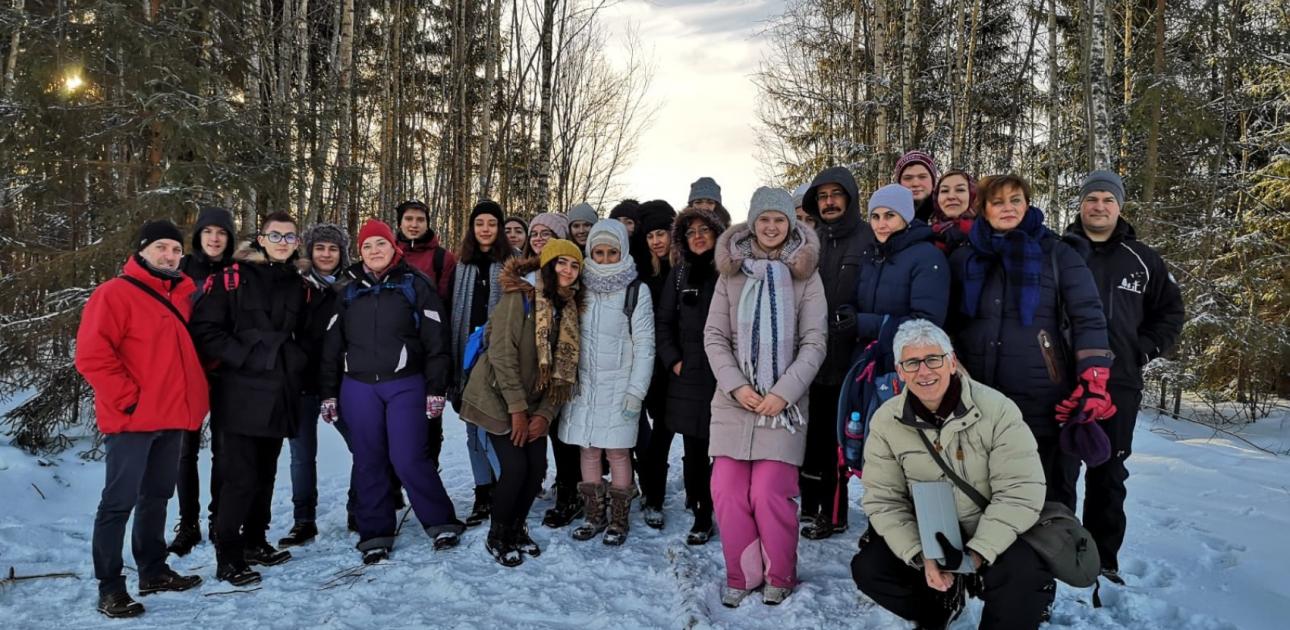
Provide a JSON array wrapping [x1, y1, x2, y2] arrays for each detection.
[[800, 166, 876, 538], [1065, 170, 1185, 583]]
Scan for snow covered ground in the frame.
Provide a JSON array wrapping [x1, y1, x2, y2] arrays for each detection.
[[0, 408, 1287, 629]]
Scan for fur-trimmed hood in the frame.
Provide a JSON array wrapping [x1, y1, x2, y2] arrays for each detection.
[[499, 255, 583, 309], [232, 239, 302, 267], [715, 222, 820, 281], [670, 206, 728, 266]]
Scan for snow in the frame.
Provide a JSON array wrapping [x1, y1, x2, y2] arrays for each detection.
[[1, 408, 1287, 629]]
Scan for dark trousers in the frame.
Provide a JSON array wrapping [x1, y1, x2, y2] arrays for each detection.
[[681, 435, 712, 515], [213, 431, 282, 563], [852, 532, 1055, 629], [490, 432, 548, 528], [341, 375, 459, 550], [93, 430, 182, 596], [1072, 386, 1141, 571], [1036, 433, 1077, 509], [176, 424, 220, 525], [638, 388, 673, 510], [548, 413, 581, 487], [801, 383, 846, 524], [286, 395, 321, 523]]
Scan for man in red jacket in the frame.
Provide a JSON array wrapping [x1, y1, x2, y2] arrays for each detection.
[[397, 199, 457, 301], [75, 220, 210, 618]]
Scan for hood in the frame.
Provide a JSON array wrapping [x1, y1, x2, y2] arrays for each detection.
[[232, 240, 300, 267], [715, 222, 820, 281], [190, 206, 237, 263], [500, 256, 540, 297], [670, 206, 728, 266], [1065, 216, 1135, 244], [803, 166, 861, 225]]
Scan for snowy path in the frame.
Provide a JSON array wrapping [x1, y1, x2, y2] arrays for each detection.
[[0, 410, 1286, 629]]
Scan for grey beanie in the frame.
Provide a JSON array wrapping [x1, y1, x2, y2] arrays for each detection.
[[748, 186, 795, 230], [566, 202, 599, 225], [868, 184, 916, 224], [1079, 170, 1125, 206], [791, 183, 810, 209], [688, 177, 722, 204]]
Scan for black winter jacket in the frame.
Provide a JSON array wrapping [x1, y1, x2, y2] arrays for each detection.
[[298, 264, 341, 396], [320, 260, 451, 399], [803, 166, 876, 385], [854, 221, 950, 371], [189, 245, 310, 439], [1064, 218, 1185, 390]]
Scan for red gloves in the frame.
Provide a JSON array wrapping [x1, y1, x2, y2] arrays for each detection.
[[426, 395, 446, 419], [320, 398, 340, 424], [1055, 366, 1117, 423]]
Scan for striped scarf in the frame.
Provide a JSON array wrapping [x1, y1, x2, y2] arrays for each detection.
[[736, 257, 803, 432]]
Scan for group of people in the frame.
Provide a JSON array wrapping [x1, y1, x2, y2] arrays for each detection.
[[75, 152, 1184, 628]]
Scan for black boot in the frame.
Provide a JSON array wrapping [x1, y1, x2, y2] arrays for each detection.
[[542, 482, 584, 528], [686, 508, 714, 545], [97, 591, 144, 618], [244, 540, 292, 566], [277, 522, 318, 547], [514, 522, 542, 557], [465, 484, 493, 527], [166, 521, 202, 557], [216, 561, 261, 586], [485, 522, 523, 568], [138, 568, 202, 595]]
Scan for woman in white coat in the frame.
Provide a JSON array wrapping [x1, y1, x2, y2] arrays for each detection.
[[559, 219, 656, 546]]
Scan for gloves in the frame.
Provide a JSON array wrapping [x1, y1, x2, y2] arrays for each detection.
[[320, 398, 339, 424], [1055, 366, 1117, 423], [624, 395, 643, 421], [426, 395, 446, 419], [829, 304, 857, 337]]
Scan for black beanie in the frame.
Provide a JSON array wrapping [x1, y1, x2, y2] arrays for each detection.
[[609, 199, 641, 223], [396, 199, 430, 222], [470, 199, 506, 224], [637, 200, 676, 235], [136, 220, 184, 251]]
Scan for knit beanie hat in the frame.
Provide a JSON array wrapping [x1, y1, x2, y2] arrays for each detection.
[[136, 219, 184, 251], [303, 223, 351, 269], [609, 199, 641, 223], [868, 184, 917, 224], [1060, 420, 1112, 467], [791, 183, 810, 209], [892, 150, 940, 185], [529, 212, 569, 239], [1078, 170, 1125, 207], [539, 238, 583, 268], [566, 202, 599, 226], [395, 199, 431, 222], [358, 218, 399, 250], [688, 177, 722, 204], [469, 199, 505, 225], [747, 187, 795, 230], [587, 219, 628, 254], [637, 199, 676, 235]]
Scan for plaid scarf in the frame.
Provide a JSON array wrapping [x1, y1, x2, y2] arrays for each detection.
[[736, 255, 803, 432], [533, 275, 580, 405], [960, 207, 1047, 326]]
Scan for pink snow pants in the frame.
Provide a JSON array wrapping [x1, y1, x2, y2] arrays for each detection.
[[711, 456, 800, 590]]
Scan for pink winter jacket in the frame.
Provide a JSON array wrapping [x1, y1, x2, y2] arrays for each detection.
[[703, 223, 828, 467]]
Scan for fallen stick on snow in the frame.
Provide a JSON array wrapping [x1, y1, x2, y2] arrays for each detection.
[[1145, 404, 1278, 456], [0, 566, 79, 587], [30, 483, 46, 500], [203, 587, 262, 597]]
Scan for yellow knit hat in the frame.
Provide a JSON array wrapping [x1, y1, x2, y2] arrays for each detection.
[[539, 238, 584, 268]]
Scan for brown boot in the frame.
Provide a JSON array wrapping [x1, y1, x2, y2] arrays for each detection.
[[570, 481, 608, 541], [603, 484, 637, 546]]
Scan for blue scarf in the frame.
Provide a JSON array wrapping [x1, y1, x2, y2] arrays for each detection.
[[960, 206, 1048, 326]]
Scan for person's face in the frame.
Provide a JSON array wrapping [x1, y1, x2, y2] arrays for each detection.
[[685, 219, 715, 255], [1080, 191, 1121, 235], [569, 220, 593, 246], [937, 174, 972, 219], [474, 215, 499, 250], [984, 185, 1027, 232], [505, 221, 527, 250], [200, 225, 229, 260], [399, 209, 428, 240], [257, 220, 298, 263], [646, 228, 671, 259], [555, 256, 581, 287], [753, 211, 790, 251], [361, 236, 397, 273], [795, 206, 816, 230], [590, 243, 621, 264], [870, 207, 908, 244], [528, 226, 554, 255], [816, 183, 848, 222], [692, 198, 717, 213], [311, 241, 341, 274], [900, 164, 934, 202], [899, 343, 957, 408], [139, 239, 183, 271], [617, 217, 636, 235]]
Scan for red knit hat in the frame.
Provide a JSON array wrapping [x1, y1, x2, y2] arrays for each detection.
[[357, 219, 403, 266]]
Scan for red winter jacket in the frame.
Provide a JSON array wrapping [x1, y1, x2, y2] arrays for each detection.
[[399, 230, 457, 302], [75, 256, 209, 434]]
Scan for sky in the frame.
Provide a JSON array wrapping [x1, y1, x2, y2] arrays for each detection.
[[601, 0, 783, 222]]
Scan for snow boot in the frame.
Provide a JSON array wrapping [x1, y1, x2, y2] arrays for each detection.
[[244, 541, 291, 566], [485, 522, 523, 568], [542, 482, 584, 528], [603, 485, 636, 547], [166, 521, 202, 557], [801, 509, 841, 540], [97, 592, 144, 618], [138, 568, 202, 595], [514, 523, 542, 557], [362, 547, 389, 565], [642, 505, 665, 530], [686, 508, 714, 546], [763, 584, 793, 606], [277, 521, 318, 548], [720, 586, 752, 608], [216, 561, 261, 586], [570, 481, 608, 541], [429, 520, 465, 551], [465, 483, 493, 527]]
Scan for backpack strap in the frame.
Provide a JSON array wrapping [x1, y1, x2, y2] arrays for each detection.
[[119, 276, 188, 325], [432, 246, 447, 288], [914, 428, 991, 511], [400, 272, 421, 331], [623, 278, 642, 335]]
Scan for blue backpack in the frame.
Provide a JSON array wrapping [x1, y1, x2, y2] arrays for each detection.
[[836, 340, 903, 474], [343, 272, 421, 331], [461, 294, 532, 373]]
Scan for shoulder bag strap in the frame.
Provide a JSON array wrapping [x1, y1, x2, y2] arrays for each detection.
[[119, 276, 188, 325], [914, 427, 991, 511]]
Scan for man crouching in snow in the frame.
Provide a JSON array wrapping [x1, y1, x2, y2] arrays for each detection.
[[75, 220, 208, 618]]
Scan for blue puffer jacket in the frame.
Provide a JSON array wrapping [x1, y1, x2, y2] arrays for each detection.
[[853, 220, 950, 371], [947, 226, 1111, 437]]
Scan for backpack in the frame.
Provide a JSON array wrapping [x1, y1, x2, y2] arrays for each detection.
[[623, 278, 642, 334], [836, 339, 903, 474], [461, 294, 532, 373], [343, 271, 422, 331]]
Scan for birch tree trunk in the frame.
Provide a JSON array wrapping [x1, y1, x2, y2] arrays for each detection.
[[899, 0, 919, 150], [333, 0, 355, 226], [537, 0, 559, 210], [2, 0, 23, 98], [1048, 0, 1059, 204], [1142, 0, 1165, 202], [874, 0, 890, 176], [1085, 0, 1113, 169]]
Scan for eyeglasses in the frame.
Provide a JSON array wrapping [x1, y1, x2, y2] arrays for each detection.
[[685, 227, 714, 239], [529, 229, 554, 240], [261, 231, 299, 244], [817, 190, 848, 202], [898, 353, 949, 373]]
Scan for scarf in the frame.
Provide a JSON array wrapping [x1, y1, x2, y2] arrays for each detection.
[[582, 256, 638, 294], [533, 275, 580, 405], [960, 207, 1047, 326], [450, 260, 503, 387], [137, 253, 182, 281], [736, 255, 803, 432]]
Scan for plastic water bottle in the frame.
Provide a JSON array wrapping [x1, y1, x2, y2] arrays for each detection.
[[844, 411, 864, 464]]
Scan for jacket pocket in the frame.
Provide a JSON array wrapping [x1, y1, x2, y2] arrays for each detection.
[[1037, 330, 1064, 384]]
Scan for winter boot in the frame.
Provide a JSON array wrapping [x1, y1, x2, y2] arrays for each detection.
[[686, 508, 714, 546], [720, 586, 752, 608], [166, 521, 202, 557], [1100, 568, 1126, 585], [215, 561, 261, 587], [97, 592, 145, 618], [603, 485, 636, 546], [543, 482, 584, 528], [570, 481, 608, 541], [762, 584, 793, 606], [429, 519, 466, 551], [138, 568, 202, 595], [465, 484, 493, 527], [514, 523, 542, 557], [362, 547, 389, 565], [800, 508, 837, 540], [277, 521, 318, 548], [485, 522, 523, 568], [244, 541, 291, 567]]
